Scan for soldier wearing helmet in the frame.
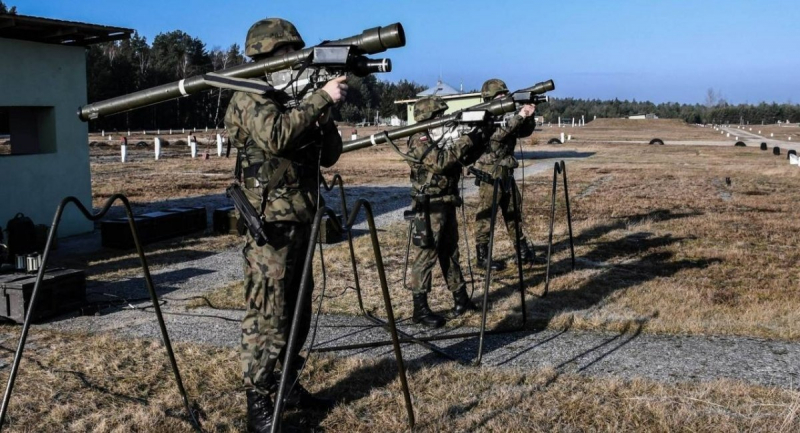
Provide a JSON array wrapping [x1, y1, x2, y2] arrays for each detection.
[[473, 78, 538, 271], [401, 95, 489, 328], [224, 18, 347, 432]]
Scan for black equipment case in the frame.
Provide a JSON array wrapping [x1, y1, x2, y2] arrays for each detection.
[[0, 269, 86, 323], [101, 206, 207, 249]]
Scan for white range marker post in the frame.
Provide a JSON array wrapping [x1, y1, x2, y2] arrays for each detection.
[[567, 134, 572, 141], [101, 130, 105, 137], [182, 128, 185, 134], [581, 115, 585, 126], [170, 129, 173, 135], [351, 129, 358, 140], [120, 137, 127, 163], [190, 137, 197, 158], [216, 134, 223, 156], [154, 137, 161, 160], [127, 130, 130, 137], [558, 116, 561, 127], [560, 132, 565, 143], [572, 118, 575, 127], [205, 126, 208, 132], [771, 133, 774, 137]]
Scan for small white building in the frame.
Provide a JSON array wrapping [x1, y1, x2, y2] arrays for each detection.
[[627, 113, 659, 120], [0, 14, 131, 236]]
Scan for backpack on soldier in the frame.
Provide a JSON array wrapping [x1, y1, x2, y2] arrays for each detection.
[[6, 213, 37, 260]]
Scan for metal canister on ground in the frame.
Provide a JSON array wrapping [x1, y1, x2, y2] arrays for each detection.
[[25, 253, 40, 273], [15, 255, 26, 271]]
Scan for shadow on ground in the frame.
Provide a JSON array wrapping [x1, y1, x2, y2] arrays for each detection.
[[288, 209, 721, 430]]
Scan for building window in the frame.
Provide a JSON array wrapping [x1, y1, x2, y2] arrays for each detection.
[[0, 107, 56, 156]]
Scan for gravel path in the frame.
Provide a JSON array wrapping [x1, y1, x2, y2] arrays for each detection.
[[25, 146, 800, 391]]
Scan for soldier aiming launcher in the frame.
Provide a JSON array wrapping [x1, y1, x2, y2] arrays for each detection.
[[341, 79, 555, 154], [470, 79, 555, 111], [77, 23, 405, 120]]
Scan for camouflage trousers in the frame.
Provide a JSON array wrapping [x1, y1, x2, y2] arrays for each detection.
[[241, 221, 313, 395], [407, 203, 466, 294], [474, 177, 525, 245]]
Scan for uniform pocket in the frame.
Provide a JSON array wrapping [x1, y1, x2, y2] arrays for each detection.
[[411, 214, 433, 249]]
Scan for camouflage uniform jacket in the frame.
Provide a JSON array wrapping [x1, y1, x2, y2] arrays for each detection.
[[224, 88, 342, 223], [474, 114, 533, 175], [406, 126, 486, 204]]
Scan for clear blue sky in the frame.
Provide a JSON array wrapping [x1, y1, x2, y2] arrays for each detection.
[[12, 0, 800, 104]]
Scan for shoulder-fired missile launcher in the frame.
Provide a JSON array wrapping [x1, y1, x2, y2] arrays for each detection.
[[78, 23, 405, 121]]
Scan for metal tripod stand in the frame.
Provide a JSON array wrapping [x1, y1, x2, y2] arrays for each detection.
[[270, 193, 415, 433], [0, 194, 200, 431]]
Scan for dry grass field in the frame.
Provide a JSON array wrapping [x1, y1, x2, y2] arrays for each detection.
[[88, 126, 406, 209], [0, 329, 796, 432], [736, 124, 800, 141], [199, 139, 800, 341], [542, 118, 727, 143], [2, 119, 798, 431]]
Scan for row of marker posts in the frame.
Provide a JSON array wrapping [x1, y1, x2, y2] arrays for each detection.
[[712, 125, 793, 143], [556, 115, 586, 127], [117, 134, 225, 162], [102, 127, 219, 138]]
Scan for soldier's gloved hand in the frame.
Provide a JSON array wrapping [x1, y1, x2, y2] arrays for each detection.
[[322, 76, 348, 103], [519, 104, 535, 118]]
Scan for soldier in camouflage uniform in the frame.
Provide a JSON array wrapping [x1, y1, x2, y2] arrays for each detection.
[[224, 18, 346, 433], [473, 78, 538, 271], [402, 96, 488, 328]]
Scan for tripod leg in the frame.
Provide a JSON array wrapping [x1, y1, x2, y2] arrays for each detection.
[[560, 161, 576, 271], [474, 181, 501, 366], [510, 181, 527, 325], [542, 163, 560, 298]]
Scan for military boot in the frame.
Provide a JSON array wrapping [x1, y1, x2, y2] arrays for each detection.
[[284, 383, 336, 411], [476, 243, 505, 271], [412, 293, 446, 329], [451, 287, 479, 317], [246, 390, 274, 433], [514, 238, 540, 265]]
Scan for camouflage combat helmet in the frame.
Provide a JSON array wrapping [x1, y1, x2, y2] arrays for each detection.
[[414, 96, 448, 122], [481, 78, 509, 101], [245, 18, 305, 58]]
